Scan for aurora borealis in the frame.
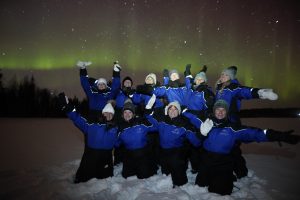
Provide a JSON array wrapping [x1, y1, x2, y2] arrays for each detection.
[[0, 0, 300, 106]]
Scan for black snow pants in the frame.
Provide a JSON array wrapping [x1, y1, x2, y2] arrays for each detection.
[[122, 146, 157, 179], [160, 147, 188, 186], [195, 150, 234, 195], [74, 147, 113, 183]]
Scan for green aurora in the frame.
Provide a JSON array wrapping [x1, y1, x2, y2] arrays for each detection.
[[0, 0, 299, 104]]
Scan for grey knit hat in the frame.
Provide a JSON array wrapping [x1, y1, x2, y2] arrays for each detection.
[[213, 100, 229, 112], [222, 66, 237, 80]]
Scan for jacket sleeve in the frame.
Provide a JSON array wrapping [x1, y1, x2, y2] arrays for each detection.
[[145, 113, 159, 128], [109, 76, 121, 99], [234, 86, 255, 100], [80, 73, 93, 98], [186, 130, 202, 147], [153, 86, 167, 98], [234, 127, 268, 143], [67, 110, 89, 135], [182, 111, 203, 129]]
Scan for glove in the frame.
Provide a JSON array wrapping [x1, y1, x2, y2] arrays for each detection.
[[266, 129, 299, 144], [58, 92, 73, 113], [200, 118, 213, 136], [76, 61, 92, 69], [184, 64, 191, 77], [258, 89, 278, 100], [145, 94, 156, 109], [163, 69, 169, 77], [136, 84, 153, 95], [113, 61, 122, 72]]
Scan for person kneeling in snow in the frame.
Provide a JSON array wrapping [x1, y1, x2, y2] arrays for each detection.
[[183, 99, 299, 195], [145, 95, 201, 187], [58, 93, 119, 183], [116, 99, 158, 179]]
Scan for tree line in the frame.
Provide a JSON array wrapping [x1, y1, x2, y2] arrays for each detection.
[[0, 69, 88, 118]]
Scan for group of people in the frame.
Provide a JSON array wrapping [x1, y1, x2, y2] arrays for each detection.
[[58, 61, 299, 195]]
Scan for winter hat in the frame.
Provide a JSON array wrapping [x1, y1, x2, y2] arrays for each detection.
[[96, 78, 107, 86], [169, 69, 180, 81], [227, 66, 237, 76], [213, 100, 229, 113], [122, 76, 133, 86], [194, 65, 208, 84], [123, 99, 135, 114], [145, 73, 157, 85], [102, 103, 115, 115], [164, 101, 181, 115], [222, 66, 237, 80]]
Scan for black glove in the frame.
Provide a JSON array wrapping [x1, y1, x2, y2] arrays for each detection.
[[58, 92, 74, 113], [266, 129, 299, 145], [79, 68, 87, 76], [163, 69, 169, 78], [184, 64, 191, 76], [136, 84, 153, 95]]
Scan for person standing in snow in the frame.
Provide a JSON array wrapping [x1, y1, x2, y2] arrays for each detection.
[[116, 99, 158, 179], [58, 92, 119, 183], [181, 64, 216, 173], [145, 94, 201, 187], [215, 66, 279, 179], [215, 66, 278, 125], [76, 61, 121, 123], [183, 99, 299, 195], [185, 64, 215, 120], [133, 73, 165, 165]]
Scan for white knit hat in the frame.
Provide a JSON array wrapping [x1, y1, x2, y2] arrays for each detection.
[[164, 101, 181, 115], [96, 78, 107, 86], [145, 73, 157, 85], [102, 103, 115, 114]]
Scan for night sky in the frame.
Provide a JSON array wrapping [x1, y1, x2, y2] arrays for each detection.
[[1, 0, 300, 107]]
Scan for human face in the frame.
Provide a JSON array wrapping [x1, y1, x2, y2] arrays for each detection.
[[170, 73, 179, 81], [123, 110, 133, 121], [168, 105, 179, 119], [97, 83, 107, 90], [195, 78, 204, 86], [103, 112, 113, 121], [214, 107, 227, 120], [219, 72, 231, 83], [123, 80, 132, 88], [145, 77, 154, 85]]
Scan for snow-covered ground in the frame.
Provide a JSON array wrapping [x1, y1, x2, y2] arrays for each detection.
[[0, 118, 299, 200]]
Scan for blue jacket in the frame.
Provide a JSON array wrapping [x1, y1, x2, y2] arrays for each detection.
[[153, 78, 190, 106], [80, 69, 120, 111], [183, 111, 269, 154], [116, 118, 157, 150], [186, 80, 215, 112], [146, 113, 201, 149], [132, 93, 164, 109], [67, 110, 119, 150]]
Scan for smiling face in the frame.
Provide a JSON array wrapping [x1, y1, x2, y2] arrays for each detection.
[[123, 109, 134, 121], [168, 105, 179, 119], [103, 112, 113, 121], [170, 73, 179, 81], [219, 72, 231, 83], [97, 82, 107, 90], [145, 77, 154, 85], [214, 107, 227, 120], [123, 79, 132, 88], [194, 77, 205, 85]]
